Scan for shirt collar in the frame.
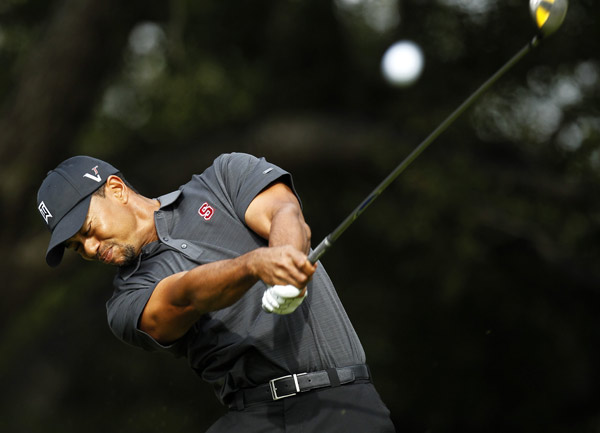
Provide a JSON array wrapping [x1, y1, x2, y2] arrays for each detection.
[[117, 190, 182, 281], [156, 190, 182, 208]]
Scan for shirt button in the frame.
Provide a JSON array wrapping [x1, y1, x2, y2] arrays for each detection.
[[163, 237, 169, 242], [181, 243, 187, 249]]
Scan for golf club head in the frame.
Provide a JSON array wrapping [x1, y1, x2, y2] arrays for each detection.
[[530, 0, 568, 37]]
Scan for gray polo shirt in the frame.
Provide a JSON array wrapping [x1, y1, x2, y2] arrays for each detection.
[[106, 153, 365, 404]]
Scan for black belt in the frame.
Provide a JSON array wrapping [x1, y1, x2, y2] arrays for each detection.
[[229, 364, 371, 410]]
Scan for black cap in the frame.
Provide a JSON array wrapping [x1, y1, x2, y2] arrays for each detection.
[[37, 156, 119, 267]]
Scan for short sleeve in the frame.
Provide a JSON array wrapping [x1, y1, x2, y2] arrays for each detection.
[[212, 153, 300, 221], [106, 273, 187, 356]]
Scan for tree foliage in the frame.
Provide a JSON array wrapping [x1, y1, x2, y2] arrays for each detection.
[[1, 0, 599, 432]]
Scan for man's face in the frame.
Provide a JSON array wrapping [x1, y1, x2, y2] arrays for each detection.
[[65, 187, 139, 267]]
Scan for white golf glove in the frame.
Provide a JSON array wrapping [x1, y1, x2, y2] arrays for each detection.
[[261, 284, 307, 315]]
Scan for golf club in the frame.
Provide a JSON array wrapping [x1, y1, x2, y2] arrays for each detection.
[[307, 0, 568, 265], [262, 0, 568, 314]]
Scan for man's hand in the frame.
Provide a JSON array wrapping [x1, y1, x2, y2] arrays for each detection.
[[248, 246, 313, 315], [247, 246, 314, 315], [262, 284, 307, 314], [249, 245, 316, 288]]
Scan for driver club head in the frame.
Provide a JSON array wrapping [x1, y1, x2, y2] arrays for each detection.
[[530, 0, 568, 38]]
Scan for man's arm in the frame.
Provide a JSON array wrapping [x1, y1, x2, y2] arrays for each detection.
[[244, 182, 314, 282], [139, 181, 315, 344]]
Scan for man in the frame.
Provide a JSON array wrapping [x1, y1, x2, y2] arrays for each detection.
[[37, 153, 395, 432]]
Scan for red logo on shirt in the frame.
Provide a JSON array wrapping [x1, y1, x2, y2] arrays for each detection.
[[198, 202, 214, 220]]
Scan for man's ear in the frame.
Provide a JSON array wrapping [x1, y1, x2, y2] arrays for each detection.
[[105, 175, 129, 203]]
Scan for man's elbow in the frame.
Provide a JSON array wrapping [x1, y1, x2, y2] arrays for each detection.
[[139, 305, 197, 344]]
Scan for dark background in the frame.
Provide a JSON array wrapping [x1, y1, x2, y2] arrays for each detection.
[[1, 0, 599, 431]]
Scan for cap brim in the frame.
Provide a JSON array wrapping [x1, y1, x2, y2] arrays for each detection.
[[45, 195, 93, 267]]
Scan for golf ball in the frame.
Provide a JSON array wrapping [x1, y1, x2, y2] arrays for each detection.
[[381, 40, 424, 87]]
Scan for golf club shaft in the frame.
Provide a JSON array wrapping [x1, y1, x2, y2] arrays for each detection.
[[308, 35, 541, 264]]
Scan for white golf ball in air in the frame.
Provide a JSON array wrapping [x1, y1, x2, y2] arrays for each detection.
[[381, 41, 424, 87]]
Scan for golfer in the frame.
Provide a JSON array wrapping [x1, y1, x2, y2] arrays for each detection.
[[37, 153, 395, 432]]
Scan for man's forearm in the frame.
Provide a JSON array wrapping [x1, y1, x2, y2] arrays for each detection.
[[170, 253, 260, 313], [141, 250, 265, 343], [268, 203, 312, 254]]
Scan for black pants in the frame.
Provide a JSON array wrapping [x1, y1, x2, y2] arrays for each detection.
[[206, 382, 396, 433]]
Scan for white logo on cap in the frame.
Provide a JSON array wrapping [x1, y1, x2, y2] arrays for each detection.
[[83, 165, 101, 182], [38, 201, 53, 224]]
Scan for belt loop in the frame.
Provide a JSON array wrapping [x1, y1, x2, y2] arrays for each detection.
[[326, 368, 341, 387], [366, 364, 372, 381], [234, 391, 245, 411]]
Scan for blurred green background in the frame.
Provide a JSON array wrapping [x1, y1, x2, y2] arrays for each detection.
[[1, 0, 599, 431]]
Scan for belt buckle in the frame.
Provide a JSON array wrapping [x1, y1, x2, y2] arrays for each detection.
[[269, 373, 306, 400]]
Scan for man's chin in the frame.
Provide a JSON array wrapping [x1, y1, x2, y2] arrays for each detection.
[[116, 245, 138, 267]]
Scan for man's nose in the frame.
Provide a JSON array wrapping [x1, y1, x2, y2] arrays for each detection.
[[81, 236, 100, 259]]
